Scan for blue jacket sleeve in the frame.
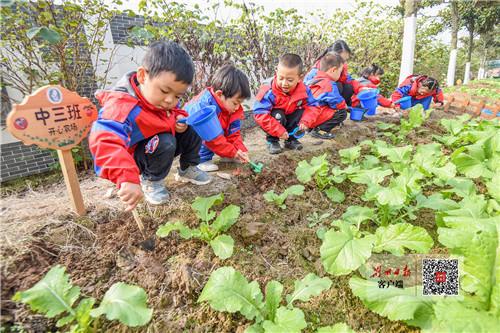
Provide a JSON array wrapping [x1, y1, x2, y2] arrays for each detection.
[[253, 90, 275, 115]]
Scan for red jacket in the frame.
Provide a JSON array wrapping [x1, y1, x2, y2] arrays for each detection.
[[302, 70, 346, 128], [391, 75, 444, 103], [185, 87, 247, 158], [88, 72, 188, 187], [351, 77, 392, 107], [253, 78, 320, 137]]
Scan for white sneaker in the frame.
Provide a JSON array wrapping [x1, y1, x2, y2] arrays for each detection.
[[197, 160, 219, 172]]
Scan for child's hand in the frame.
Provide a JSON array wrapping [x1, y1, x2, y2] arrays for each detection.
[[434, 101, 444, 108], [175, 115, 188, 133], [235, 150, 250, 163], [298, 123, 309, 132], [279, 131, 289, 140], [118, 182, 143, 212]]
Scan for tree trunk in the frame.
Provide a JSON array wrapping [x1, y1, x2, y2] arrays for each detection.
[[478, 45, 487, 80], [464, 27, 474, 84], [398, 0, 418, 84], [446, 1, 459, 86]]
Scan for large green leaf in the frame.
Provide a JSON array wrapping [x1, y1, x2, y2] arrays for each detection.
[[341, 206, 376, 226], [285, 273, 332, 306], [440, 118, 466, 135], [198, 267, 264, 321], [377, 145, 412, 163], [296, 154, 328, 183], [156, 221, 194, 239], [212, 205, 240, 232], [284, 185, 305, 197], [339, 146, 361, 164], [324, 186, 345, 203], [438, 212, 499, 314], [192, 193, 224, 222], [13, 265, 80, 318], [373, 223, 433, 256], [415, 193, 460, 212], [320, 223, 375, 276], [412, 143, 443, 170], [262, 306, 306, 333], [376, 185, 406, 207], [486, 173, 500, 202], [429, 162, 456, 182], [90, 282, 152, 327], [349, 277, 434, 325], [209, 234, 234, 259], [361, 155, 381, 169], [27, 26, 61, 44], [444, 177, 477, 197], [451, 137, 497, 179], [349, 168, 392, 185], [263, 281, 283, 322], [428, 299, 500, 333]]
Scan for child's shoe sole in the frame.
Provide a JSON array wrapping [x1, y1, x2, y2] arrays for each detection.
[[174, 173, 212, 185]]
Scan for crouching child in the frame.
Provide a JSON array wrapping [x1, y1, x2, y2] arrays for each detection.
[[185, 64, 251, 172], [89, 41, 211, 211]]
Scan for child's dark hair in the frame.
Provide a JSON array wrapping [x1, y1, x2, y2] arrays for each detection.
[[279, 53, 303, 74], [211, 64, 251, 99], [421, 76, 439, 91], [142, 41, 194, 84], [360, 64, 384, 79], [316, 40, 352, 62], [319, 53, 345, 72]]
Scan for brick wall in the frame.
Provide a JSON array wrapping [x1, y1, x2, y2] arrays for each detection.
[[110, 14, 146, 45], [0, 141, 56, 182]]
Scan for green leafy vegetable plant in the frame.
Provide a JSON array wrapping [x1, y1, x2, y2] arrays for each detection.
[[156, 193, 240, 259], [198, 266, 332, 333], [320, 221, 433, 276], [13, 265, 152, 331], [264, 185, 305, 209]]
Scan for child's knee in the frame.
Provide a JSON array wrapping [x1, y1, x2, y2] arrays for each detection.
[[337, 109, 348, 121], [155, 133, 176, 155], [270, 109, 286, 124]]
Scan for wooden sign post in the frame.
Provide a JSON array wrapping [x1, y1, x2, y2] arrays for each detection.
[[6, 85, 98, 216]]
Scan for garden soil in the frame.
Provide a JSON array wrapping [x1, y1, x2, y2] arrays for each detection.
[[1, 110, 455, 333]]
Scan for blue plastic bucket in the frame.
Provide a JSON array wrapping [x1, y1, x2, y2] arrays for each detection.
[[482, 109, 499, 117], [349, 107, 366, 121], [177, 106, 223, 141], [396, 96, 412, 110], [358, 89, 378, 115], [420, 97, 432, 110]]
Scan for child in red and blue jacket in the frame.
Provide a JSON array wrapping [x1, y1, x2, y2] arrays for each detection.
[[185, 64, 251, 172], [303, 53, 348, 139], [253, 53, 320, 154], [89, 41, 211, 211], [391, 75, 444, 110], [351, 64, 394, 108], [304, 40, 354, 106]]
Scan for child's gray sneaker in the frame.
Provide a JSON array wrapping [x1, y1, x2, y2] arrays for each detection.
[[140, 178, 170, 205], [267, 141, 283, 154], [284, 140, 303, 150], [175, 166, 211, 185]]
